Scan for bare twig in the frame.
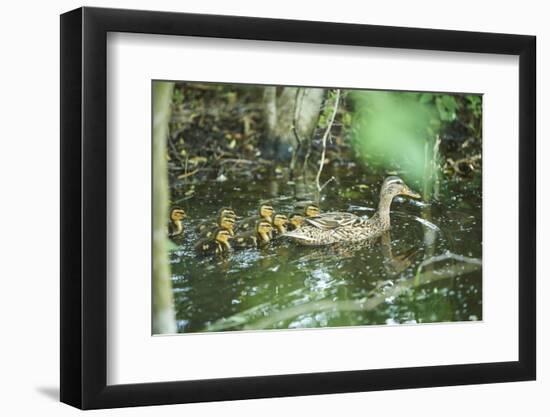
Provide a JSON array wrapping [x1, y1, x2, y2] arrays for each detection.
[[167, 136, 185, 166], [320, 176, 336, 191], [432, 135, 441, 199], [172, 195, 195, 205], [184, 154, 188, 177], [176, 168, 199, 179], [445, 153, 481, 177], [315, 89, 341, 197], [219, 158, 273, 166]]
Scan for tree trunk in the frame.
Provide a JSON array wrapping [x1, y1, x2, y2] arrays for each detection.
[[152, 81, 177, 334], [263, 86, 277, 134], [262, 87, 325, 159]]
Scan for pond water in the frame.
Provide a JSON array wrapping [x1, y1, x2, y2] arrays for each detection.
[[168, 169, 482, 333]]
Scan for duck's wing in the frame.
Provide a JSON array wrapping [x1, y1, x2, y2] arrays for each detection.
[[304, 212, 359, 230]]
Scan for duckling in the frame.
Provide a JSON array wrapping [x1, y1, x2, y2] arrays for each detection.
[[271, 214, 289, 238], [196, 207, 237, 234], [235, 203, 274, 232], [285, 204, 318, 231], [168, 207, 186, 238], [233, 219, 273, 249], [194, 228, 233, 256], [303, 204, 321, 217], [200, 215, 236, 239], [288, 213, 306, 231]]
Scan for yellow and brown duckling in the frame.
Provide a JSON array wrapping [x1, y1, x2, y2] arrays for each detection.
[[287, 204, 319, 231], [196, 207, 237, 234], [235, 203, 274, 232], [284, 176, 420, 246], [288, 213, 305, 231], [233, 219, 273, 249], [194, 228, 233, 256], [303, 204, 321, 217], [271, 214, 290, 238], [168, 207, 186, 238], [199, 214, 236, 239]]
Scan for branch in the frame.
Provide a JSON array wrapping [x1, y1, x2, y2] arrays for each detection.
[[176, 168, 199, 179], [315, 89, 341, 194], [320, 176, 336, 191], [219, 158, 273, 166]]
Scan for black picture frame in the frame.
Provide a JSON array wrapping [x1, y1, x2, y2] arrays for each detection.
[[60, 6, 536, 410]]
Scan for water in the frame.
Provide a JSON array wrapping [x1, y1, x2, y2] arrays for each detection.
[[169, 169, 482, 333]]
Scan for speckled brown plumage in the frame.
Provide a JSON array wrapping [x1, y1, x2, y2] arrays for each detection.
[[283, 177, 420, 246]]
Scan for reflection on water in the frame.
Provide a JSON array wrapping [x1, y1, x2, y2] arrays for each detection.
[[169, 169, 482, 333]]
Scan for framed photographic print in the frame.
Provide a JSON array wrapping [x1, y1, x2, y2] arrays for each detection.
[[60, 6, 536, 409]]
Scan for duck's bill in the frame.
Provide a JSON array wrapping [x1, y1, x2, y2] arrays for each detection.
[[402, 187, 421, 199]]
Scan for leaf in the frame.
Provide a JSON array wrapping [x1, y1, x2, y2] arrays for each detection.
[[419, 93, 434, 104], [435, 95, 458, 122]]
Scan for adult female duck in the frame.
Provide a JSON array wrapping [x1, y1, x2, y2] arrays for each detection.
[[284, 176, 420, 246]]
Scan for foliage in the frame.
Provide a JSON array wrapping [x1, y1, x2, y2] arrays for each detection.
[[164, 82, 482, 203], [349, 90, 481, 198], [350, 90, 439, 186]]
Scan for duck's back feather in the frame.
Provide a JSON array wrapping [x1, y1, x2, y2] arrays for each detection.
[[304, 212, 359, 230]]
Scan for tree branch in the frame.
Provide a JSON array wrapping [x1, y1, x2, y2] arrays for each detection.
[[315, 89, 341, 197]]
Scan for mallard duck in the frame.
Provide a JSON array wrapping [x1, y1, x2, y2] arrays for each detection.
[[271, 214, 289, 237], [233, 219, 273, 249], [196, 207, 237, 234], [168, 207, 186, 238], [194, 228, 233, 256], [284, 176, 420, 246], [235, 204, 274, 232], [199, 214, 236, 239]]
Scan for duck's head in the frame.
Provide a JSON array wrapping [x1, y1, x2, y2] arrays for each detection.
[[289, 213, 305, 228], [259, 204, 274, 219], [381, 176, 421, 199], [170, 207, 186, 222], [218, 215, 236, 233], [218, 207, 237, 219], [255, 219, 273, 241], [304, 204, 320, 217], [215, 228, 233, 245], [273, 214, 289, 228]]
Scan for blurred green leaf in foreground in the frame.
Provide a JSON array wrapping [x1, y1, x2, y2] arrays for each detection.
[[350, 90, 441, 195]]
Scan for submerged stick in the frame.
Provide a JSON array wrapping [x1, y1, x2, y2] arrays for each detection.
[[244, 255, 481, 330]]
